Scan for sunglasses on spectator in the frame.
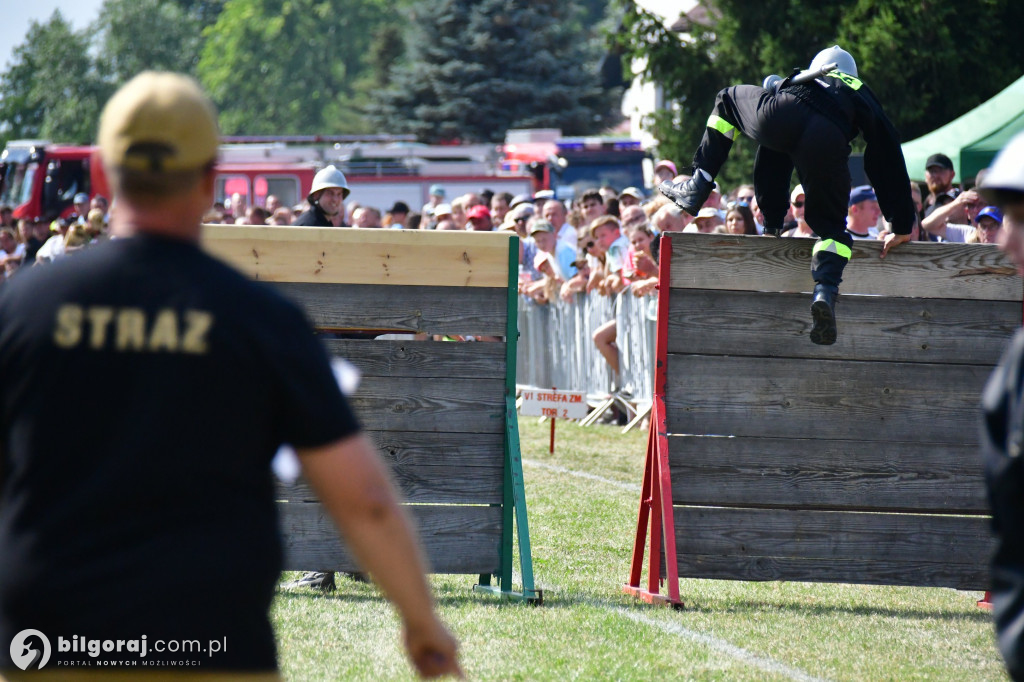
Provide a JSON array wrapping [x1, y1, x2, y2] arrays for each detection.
[[792, 201, 805, 208]]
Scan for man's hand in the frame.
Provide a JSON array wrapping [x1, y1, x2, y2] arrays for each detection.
[[880, 232, 911, 259], [404, 617, 464, 678], [631, 277, 658, 297], [559, 280, 578, 302], [634, 252, 658, 277], [299, 434, 463, 679]]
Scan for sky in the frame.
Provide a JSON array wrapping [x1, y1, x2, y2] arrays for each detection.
[[0, 0, 686, 74], [635, 0, 698, 26], [1, 0, 106, 72]]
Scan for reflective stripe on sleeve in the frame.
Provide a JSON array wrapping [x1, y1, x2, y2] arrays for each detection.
[[707, 114, 737, 140], [812, 239, 852, 260]]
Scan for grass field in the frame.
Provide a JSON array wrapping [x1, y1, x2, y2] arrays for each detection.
[[273, 418, 1005, 681]]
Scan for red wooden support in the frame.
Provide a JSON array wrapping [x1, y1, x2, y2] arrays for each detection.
[[623, 234, 683, 607], [626, 426, 655, 588]]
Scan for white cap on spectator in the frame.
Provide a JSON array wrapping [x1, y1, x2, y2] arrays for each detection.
[[510, 204, 535, 220], [510, 194, 532, 209]]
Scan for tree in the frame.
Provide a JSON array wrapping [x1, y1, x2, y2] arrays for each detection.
[[616, 0, 1024, 190], [169, 0, 228, 27], [198, 0, 392, 135], [0, 11, 109, 145], [366, 23, 406, 90], [371, 0, 621, 143], [93, 0, 206, 82]]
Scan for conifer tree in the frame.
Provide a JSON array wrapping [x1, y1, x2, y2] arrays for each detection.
[[372, 0, 618, 143]]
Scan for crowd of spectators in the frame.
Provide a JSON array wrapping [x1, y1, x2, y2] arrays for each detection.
[[0, 193, 111, 278], [0, 153, 1008, 415]]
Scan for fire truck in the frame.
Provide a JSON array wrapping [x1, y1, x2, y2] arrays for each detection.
[[0, 141, 109, 222], [500, 128, 650, 200], [0, 135, 533, 223]]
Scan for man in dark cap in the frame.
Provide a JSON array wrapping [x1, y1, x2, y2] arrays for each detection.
[[923, 152, 961, 219], [0, 71, 460, 678], [387, 200, 410, 229]]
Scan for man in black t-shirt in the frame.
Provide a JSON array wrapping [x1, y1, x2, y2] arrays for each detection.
[[293, 165, 350, 227], [923, 152, 962, 219], [0, 72, 460, 679]]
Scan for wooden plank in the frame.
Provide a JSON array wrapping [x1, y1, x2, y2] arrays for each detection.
[[351, 375, 505, 434], [667, 435, 987, 513], [203, 225, 514, 288], [325, 339, 506, 380], [274, 282, 507, 336], [665, 233, 1020, 301], [665, 355, 990, 445], [279, 502, 502, 574], [674, 554, 988, 590], [666, 289, 1018, 364], [671, 506, 993, 589], [278, 431, 504, 504]]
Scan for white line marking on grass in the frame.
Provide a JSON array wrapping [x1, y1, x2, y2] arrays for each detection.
[[615, 608, 832, 682], [524, 460, 830, 680], [522, 458, 641, 493]]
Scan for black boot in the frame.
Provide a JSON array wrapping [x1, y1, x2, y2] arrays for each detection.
[[809, 283, 838, 345], [658, 171, 714, 216], [283, 571, 336, 591]]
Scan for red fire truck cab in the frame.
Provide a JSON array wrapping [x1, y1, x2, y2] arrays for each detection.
[[0, 136, 533, 224], [0, 141, 110, 222]]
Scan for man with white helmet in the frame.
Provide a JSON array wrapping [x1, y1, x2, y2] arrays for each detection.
[[659, 45, 917, 345], [294, 164, 350, 226], [978, 131, 1024, 682]]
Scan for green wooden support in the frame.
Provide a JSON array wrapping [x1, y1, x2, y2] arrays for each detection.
[[474, 236, 542, 604]]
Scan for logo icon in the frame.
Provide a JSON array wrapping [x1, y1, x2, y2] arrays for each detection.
[[10, 629, 51, 670]]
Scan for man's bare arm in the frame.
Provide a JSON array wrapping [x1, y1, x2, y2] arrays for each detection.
[[297, 433, 462, 678], [921, 190, 978, 239]]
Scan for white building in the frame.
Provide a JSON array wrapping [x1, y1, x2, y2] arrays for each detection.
[[621, 1, 705, 151]]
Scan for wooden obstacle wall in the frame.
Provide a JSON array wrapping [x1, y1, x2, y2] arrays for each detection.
[[628, 232, 1020, 600], [203, 226, 536, 598]]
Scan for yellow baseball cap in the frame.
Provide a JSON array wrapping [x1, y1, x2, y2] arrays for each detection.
[[98, 71, 219, 173]]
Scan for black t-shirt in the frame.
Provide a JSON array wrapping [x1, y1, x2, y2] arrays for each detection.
[[292, 204, 334, 227], [0, 234, 360, 671]]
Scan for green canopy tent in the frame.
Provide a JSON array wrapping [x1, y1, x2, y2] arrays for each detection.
[[902, 74, 1024, 182]]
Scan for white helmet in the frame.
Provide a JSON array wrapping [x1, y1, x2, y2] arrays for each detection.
[[308, 164, 350, 202], [980, 131, 1024, 203], [809, 45, 858, 77]]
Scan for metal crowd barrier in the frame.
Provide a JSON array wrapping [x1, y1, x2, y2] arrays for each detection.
[[516, 290, 656, 431]]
